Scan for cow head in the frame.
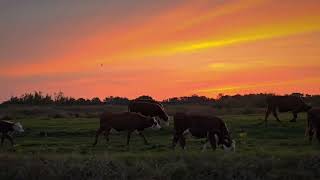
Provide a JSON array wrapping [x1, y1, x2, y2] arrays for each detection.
[[219, 123, 235, 152], [303, 103, 312, 112], [220, 136, 236, 152], [158, 109, 170, 127], [149, 117, 161, 130], [13, 122, 24, 133], [157, 117, 170, 127]]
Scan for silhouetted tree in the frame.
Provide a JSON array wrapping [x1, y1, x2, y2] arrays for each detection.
[[91, 97, 102, 105], [104, 96, 130, 105], [135, 95, 154, 101], [1, 92, 320, 107]]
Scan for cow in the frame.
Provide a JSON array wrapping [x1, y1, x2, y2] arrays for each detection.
[[264, 95, 311, 126], [172, 113, 235, 152], [306, 108, 320, 143], [128, 100, 170, 127], [0, 120, 24, 146], [92, 112, 161, 146]]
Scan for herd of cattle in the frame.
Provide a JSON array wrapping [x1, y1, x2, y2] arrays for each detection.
[[0, 95, 319, 152]]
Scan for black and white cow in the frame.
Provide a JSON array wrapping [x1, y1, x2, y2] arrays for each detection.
[[172, 113, 235, 152]]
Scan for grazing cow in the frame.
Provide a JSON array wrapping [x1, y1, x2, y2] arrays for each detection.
[[172, 113, 235, 152], [306, 108, 320, 143], [0, 120, 24, 146], [128, 100, 170, 126], [265, 95, 311, 126], [93, 112, 161, 146]]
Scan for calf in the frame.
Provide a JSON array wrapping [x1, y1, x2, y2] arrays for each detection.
[[306, 108, 320, 143], [172, 113, 235, 152], [93, 112, 161, 146], [0, 120, 24, 146]]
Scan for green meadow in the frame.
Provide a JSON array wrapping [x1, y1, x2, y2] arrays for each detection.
[[0, 105, 319, 179]]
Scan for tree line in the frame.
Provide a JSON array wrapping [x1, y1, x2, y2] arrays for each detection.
[[1, 91, 320, 108], [1, 91, 130, 106]]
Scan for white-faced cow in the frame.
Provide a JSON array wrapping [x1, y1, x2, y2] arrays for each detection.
[[306, 108, 320, 143], [128, 100, 170, 127], [172, 113, 235, 152], [92, 112, 161, 146], [265, 95, 311, 126], [0, 120, 24, 146]]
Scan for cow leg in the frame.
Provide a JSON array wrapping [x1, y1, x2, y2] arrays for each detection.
[[179, 136, 186, 150], [137, 131, 149, 145], [290, 112, 298, 122], [305, 118, 311, 137], [126, 131, 133, 146], [1, 133, 5, 146], [171, 132, 180, 149], [201, 139, 210, 152], [5, 134, 14, 146], [308, 127, 314, 143], [272, 109, 281, 123], [104, 129, 111, 143], [265, 107, 271, 126], [305, 126, 309, 137], [208, 133, 217, 151], [93, 127, 104, 146]]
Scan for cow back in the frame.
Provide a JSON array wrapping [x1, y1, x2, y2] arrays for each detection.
[[173, 113, 227, 135], [0, 120, 14, 132], [268, 96, 307, 112], [129, 101, 167, 119], [100, 112, 153, 131]]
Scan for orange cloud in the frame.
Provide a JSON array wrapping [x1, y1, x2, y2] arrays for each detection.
[[197, 77, 320, 94]]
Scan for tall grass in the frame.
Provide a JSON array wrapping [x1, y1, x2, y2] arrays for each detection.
[[0, 152, 319, 180]]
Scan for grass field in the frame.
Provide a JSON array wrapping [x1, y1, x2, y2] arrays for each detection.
[[0, 105, 319, 179]]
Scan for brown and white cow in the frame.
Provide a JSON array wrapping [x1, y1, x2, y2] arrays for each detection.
[[265, 95, 311, 126], [172, 113, 235, 152], [128, 100, 170, 126], [0, 120, 24, 146], [92, 112, 161, 146], [306, 108, 320, 143]]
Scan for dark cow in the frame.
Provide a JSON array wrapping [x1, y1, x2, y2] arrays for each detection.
[[93, 112, 161, 146], [265, 95, 311, 126], [128, 100, 170, 126], [172, 113, 235, 152], [306, 108, 320, 143], [0, 120, 24, 146]]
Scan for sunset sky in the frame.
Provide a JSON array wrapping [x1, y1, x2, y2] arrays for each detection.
[[0, 0, 320, 101]]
